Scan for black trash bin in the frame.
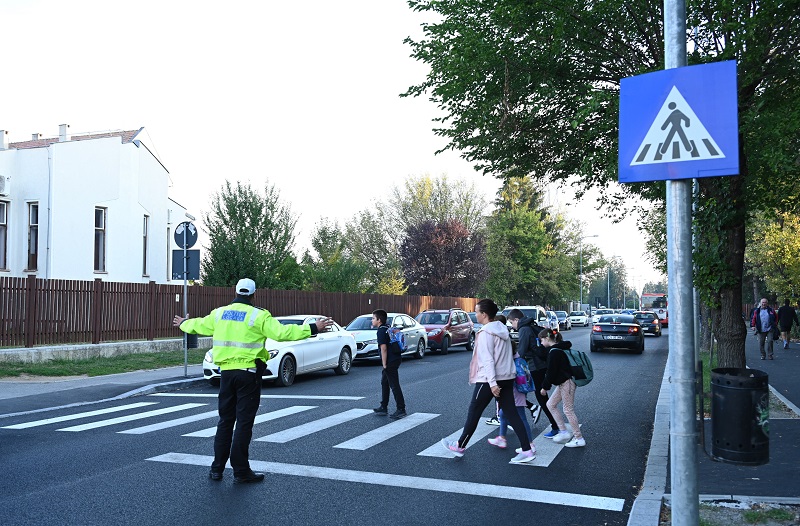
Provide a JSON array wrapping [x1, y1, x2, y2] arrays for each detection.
[[711, 367, 769, 465], [186, 333, 198, 349]]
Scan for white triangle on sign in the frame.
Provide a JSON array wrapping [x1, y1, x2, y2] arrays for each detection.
[[630, 86, 725, 166]]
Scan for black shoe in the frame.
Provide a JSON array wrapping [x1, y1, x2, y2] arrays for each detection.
[[209, 470, 223, 481], [373, 406, 388, 415], [234, 471, 265, 484], [530, 405, 542, 425], [389, 409, 407, 419]]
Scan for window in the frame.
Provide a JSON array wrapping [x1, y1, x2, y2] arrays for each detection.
[[0, 201, 7, 270], [27, 203, 38, 271], [142, 215, 149, 276], [94, 207, 106, 272]]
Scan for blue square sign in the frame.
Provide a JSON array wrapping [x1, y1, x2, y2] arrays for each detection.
[[619, 60, 739, 183]]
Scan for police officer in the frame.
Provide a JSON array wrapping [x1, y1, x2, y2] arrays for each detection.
[[173, 278, 332, 483]]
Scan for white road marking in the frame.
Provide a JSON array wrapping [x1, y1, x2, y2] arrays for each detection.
[[147, 452, 625, 512], [118, 410, 220, 434], [182, 406, 317, 438], [1, 402, 158, 430], [255, 408, 373, 443], [334, 413, 439, 450], [57, 403, 206, 432], [417, 420, 497, 457], [149, 393, 364, 400]]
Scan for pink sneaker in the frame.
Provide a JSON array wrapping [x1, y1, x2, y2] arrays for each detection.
[[441, 439, 465, 457], [515, 443, 536, 454], [487, 436, 507, 449]]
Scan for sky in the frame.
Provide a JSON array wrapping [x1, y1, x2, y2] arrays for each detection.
[[0, 0, 664, 290]]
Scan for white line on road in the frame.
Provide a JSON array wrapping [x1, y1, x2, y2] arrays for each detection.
[[1, 402, 158, 429], [182, 406, 317, 438], [57, 403, 207, 431], [149, 393, 364, 400], [147, 452, 625, 512], [334, 412, 439, 450], [118, 410, 220, 434], [255, 408, 372, 443], [417, 420, 497, 458]]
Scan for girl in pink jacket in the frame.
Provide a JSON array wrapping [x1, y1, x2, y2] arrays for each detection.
[[441, 299, 536, 464]]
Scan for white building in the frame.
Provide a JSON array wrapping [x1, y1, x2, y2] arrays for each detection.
[[0, 125, 189, 284]]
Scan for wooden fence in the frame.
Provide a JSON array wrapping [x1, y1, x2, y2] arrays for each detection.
[[0, 275, 478, 348]]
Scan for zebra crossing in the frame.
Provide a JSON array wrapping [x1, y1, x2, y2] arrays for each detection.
[[1, 393, 569, 467]]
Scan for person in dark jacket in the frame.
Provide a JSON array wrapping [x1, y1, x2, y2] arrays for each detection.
[[777, 299, 799, 350], [751, 298, 778, 360], [508, 309, 560, 439], [539, 328, 585, 448]]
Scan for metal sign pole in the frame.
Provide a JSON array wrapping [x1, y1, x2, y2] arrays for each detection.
[[183, 228, 188, 377], [664, 0, 699, 524]]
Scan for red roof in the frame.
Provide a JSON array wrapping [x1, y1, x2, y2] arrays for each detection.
[[8, 130, 140, 150]]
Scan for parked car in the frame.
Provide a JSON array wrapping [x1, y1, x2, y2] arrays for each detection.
[[555, 311, 572, 331], [467, 312, 484, 333], [569, 311, 590, 327], [633, 311, 663, 337], [346, 313, 428, 360], [415, 309, 474, 354], [202, 315, 356, 387], [500, 305, 548, 341], [590, 314, 644, 353], [591, 308, 615, 324], [546, 311, 560, 332]]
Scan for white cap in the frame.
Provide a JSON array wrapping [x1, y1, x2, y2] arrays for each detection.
[[235, 278, 256, 296]]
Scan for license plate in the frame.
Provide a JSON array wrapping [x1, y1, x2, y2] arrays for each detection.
[[607, 335, 624, 340]]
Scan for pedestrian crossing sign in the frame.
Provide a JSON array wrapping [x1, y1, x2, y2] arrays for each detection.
[[618, 60, 738, 183]]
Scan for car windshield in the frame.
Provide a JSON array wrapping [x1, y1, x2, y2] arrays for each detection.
[[596, 310, 613, 315], [468, 313, 478, 323], [346, 317, 374, 330], [556, 311, 567, 319], [279, 319, 304, 325], [570, 311, 585, 316], [417, 312, 446, 324], [599, 315, 635, 324], [635, 313, 656, 321]]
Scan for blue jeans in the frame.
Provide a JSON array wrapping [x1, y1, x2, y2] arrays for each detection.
[[499, 406, 533, 442]]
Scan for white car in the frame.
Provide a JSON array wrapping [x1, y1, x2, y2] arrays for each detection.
[[202, 315, 356, 387], [546, 311, 560, 331], [591, 309, 615, 324], [569, 311, 590, 327], [346, 313, 428, 360]]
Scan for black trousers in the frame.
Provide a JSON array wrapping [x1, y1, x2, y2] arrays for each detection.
[[380, 363, 405, 411], [531, 368, 559, 430], [458, 379, 532, 451], [211, 369, 261, 476]]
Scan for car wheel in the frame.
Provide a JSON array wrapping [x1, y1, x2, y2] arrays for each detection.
[[590, 339, 597, 352], [276, 355, 296, 386], [334, 348, 352, 375], [441, 336, 450, 355], [414, 339, 426, 359], [466, 332, 475, 352], [637, 340, 644, 354], [656, 329, 662, 337]]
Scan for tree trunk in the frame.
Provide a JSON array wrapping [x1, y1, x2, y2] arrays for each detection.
[[699, 301, 713, 352]]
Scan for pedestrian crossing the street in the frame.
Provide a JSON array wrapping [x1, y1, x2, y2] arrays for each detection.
[[1, 395, 572, 466]]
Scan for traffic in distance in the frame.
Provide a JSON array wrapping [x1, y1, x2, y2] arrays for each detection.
[[201, 303, 667, 387]]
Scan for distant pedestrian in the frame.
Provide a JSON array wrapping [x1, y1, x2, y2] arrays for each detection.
[[751, 298, 778, 360], [777, 299, 799, 350], [441, 299, 535, 463], [539, 328, 585, 448], [372, 309, 406, 419], [487, 351, 535, 455], [173, 278, 332, 483]]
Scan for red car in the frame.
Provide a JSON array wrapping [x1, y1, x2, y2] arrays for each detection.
[[415, 309, 474, 354]]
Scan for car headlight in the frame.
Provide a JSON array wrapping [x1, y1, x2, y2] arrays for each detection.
[[428, 329, 442, 336], [268, 350, 280, 360], [364, 338, 378, 345], [204, 350, 213, 363]]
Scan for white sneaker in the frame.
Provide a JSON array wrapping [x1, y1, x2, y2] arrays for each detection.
[[553, 431, 573, 444], [509, 450, 535, 464], [565, 437, 586, 448], [485, 417, 500, 426], [515, 443, 537, 454]]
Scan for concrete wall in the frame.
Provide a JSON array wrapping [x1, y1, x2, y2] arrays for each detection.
[[0, 337, 212, 364]]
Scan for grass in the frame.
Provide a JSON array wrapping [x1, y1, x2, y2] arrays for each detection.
[[0, 348, 208, 378], [742, 508, 796, 524]]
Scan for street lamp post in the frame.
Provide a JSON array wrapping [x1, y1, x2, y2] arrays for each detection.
[[579, 235, 599, 308]]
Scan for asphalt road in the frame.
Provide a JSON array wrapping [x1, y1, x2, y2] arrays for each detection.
[[0, 326, 669, 526]]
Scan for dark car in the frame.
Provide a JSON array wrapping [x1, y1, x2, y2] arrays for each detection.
[[555, 310, 572, 331], [415, 309, 474, 354], [633, 311, 663, 337], [590, 314, 644, 353]]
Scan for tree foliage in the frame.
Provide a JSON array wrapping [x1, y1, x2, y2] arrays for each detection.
[[404, 0, 800, 367], [342, 210, 406, 294], [302, 220, 369, 293], [745, 212, 800, 299], [201, 180, 300, 290], [400, 219, 488, 296]]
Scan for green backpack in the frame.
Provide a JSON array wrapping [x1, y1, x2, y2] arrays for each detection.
[[563, 348, 594, 387]]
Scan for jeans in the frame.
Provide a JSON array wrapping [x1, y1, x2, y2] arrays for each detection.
[[211, 369, 261, 476], [757, 331, 774, 358], [499, 406, 533, 442], [457, 379, 531, 452], [380, 364, 405, 410]]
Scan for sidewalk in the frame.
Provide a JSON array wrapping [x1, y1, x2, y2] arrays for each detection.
[[629, 333, 800, 525]]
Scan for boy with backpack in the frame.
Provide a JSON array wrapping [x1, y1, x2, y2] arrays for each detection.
[[371, 309, 407, 419], [538, 328, 585, 448]]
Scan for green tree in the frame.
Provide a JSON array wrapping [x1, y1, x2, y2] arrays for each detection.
[[745, 212, 800, 299], [201, 180, 300, 289], [302, 220, 369, 293], [403, 0, 800, 367], [342, 210, 406, 293]]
